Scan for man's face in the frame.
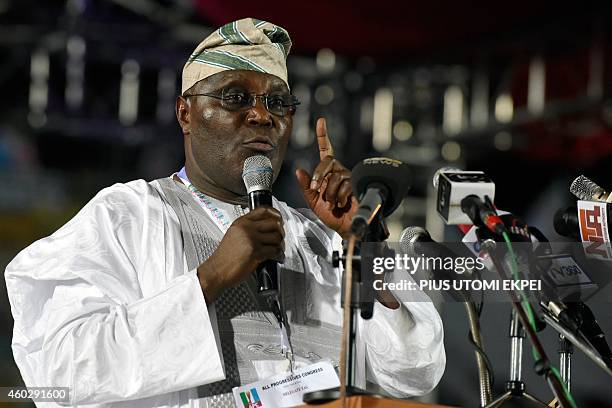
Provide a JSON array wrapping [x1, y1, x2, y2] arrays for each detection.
[[178, 70, 293, 196]]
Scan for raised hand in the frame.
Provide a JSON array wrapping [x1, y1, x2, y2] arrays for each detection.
[[295, 118, 358, 239]]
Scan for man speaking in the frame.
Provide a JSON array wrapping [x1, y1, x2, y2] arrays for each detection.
[[5, 18, 445, 407]]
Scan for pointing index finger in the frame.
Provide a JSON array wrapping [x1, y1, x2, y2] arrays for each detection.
[[316, 117, 334, 161]]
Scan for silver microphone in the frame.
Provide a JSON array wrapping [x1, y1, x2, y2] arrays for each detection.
[[242, 155, 277, 296], [570, 175, 612, 202]]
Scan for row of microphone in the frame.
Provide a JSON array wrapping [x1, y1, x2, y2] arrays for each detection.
[[347, 160, 611, 242], [241, 155, 612, 370], [242, 155, 612, 296], [373, 165, 612, 371], [395, 215, 612, 373]]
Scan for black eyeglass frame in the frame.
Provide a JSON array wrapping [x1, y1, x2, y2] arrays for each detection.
[[182, 89, 300, 117]]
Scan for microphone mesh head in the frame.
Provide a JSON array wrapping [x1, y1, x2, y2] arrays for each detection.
[[399, 226, 428, 253], [570, 175, 603, 201], [242, 155, 273, 193]]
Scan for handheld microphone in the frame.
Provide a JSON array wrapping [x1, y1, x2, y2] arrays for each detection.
[[570, 175, 612, 202], [350, 157, 411, 237], [242, 155, 278, 296]]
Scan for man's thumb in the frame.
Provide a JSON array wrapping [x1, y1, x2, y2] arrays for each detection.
[[295, 168, 311, 190], [295, 169, 317, 202]]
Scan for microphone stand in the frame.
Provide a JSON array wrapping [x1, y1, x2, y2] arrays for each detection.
[[558, 334, 573, 391], [303, 212, 388, 404], [524, 225, 612, 384], [467, 229, 547, 407], [484, 307, 549, 408], [532, 232, 612, 385], [459, 195, 574, 407], [481, 237, 574, 408], [541, 308, 612, 378]]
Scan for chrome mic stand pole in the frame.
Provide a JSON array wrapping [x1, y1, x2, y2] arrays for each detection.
[[485, 309, 549, 407], [558, 335, 573, 390]]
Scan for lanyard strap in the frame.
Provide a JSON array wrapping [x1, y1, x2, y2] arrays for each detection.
[[175, 172, 234, 233], [269, 298, 295, 372]]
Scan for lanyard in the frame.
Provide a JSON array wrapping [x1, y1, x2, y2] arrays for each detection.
[[176, 170, 234, 233], [174, 169, 295, 371], [269, 298, 295, 372]]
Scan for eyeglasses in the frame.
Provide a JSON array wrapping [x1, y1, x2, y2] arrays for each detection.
[[183, 89, 300, 117]]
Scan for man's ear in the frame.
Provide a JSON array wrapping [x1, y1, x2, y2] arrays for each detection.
[[176, 96, 191, 135]]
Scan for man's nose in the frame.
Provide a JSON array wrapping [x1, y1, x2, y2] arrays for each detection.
[[246, 96, 273, 127]]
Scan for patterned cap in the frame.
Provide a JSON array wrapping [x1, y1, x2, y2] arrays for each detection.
[[181, 18, 292, 94]]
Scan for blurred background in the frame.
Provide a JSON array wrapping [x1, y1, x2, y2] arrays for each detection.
[[1, 1, 611, 406]]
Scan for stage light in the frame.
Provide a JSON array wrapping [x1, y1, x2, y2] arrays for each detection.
[[393, 120, 413, 141], [156, 68, 176, 124], [65, 36, 86, 111], [28, 49, 49, 116], [119, 60, 140, 125], [372, 88, 393, 152], [494, 131, 512, 151], [292, 85, 314, 148], [314, 84, 334, 105], [316, 48, 336, 74], [494, 93, 514, 123], [443, 85, 464, 136], [528, 55, 545, 114], [441, 141, 461, 161]]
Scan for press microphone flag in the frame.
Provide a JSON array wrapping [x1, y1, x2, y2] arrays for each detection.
[[576, 200, 612, 261], [566, 175, 612, 261], [554, 204, 612, 260]]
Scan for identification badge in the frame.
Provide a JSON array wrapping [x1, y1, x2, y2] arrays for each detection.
[[232, 360, 339, 408]]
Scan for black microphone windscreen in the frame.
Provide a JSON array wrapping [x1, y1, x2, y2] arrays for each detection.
[[554, 206, 580, 240], [351, 158, 411, 217]]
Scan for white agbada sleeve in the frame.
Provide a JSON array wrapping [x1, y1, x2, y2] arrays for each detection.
[[359, 297, 446, 397], [5, 180, 224, 405], [336, 233, 446, 397]]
